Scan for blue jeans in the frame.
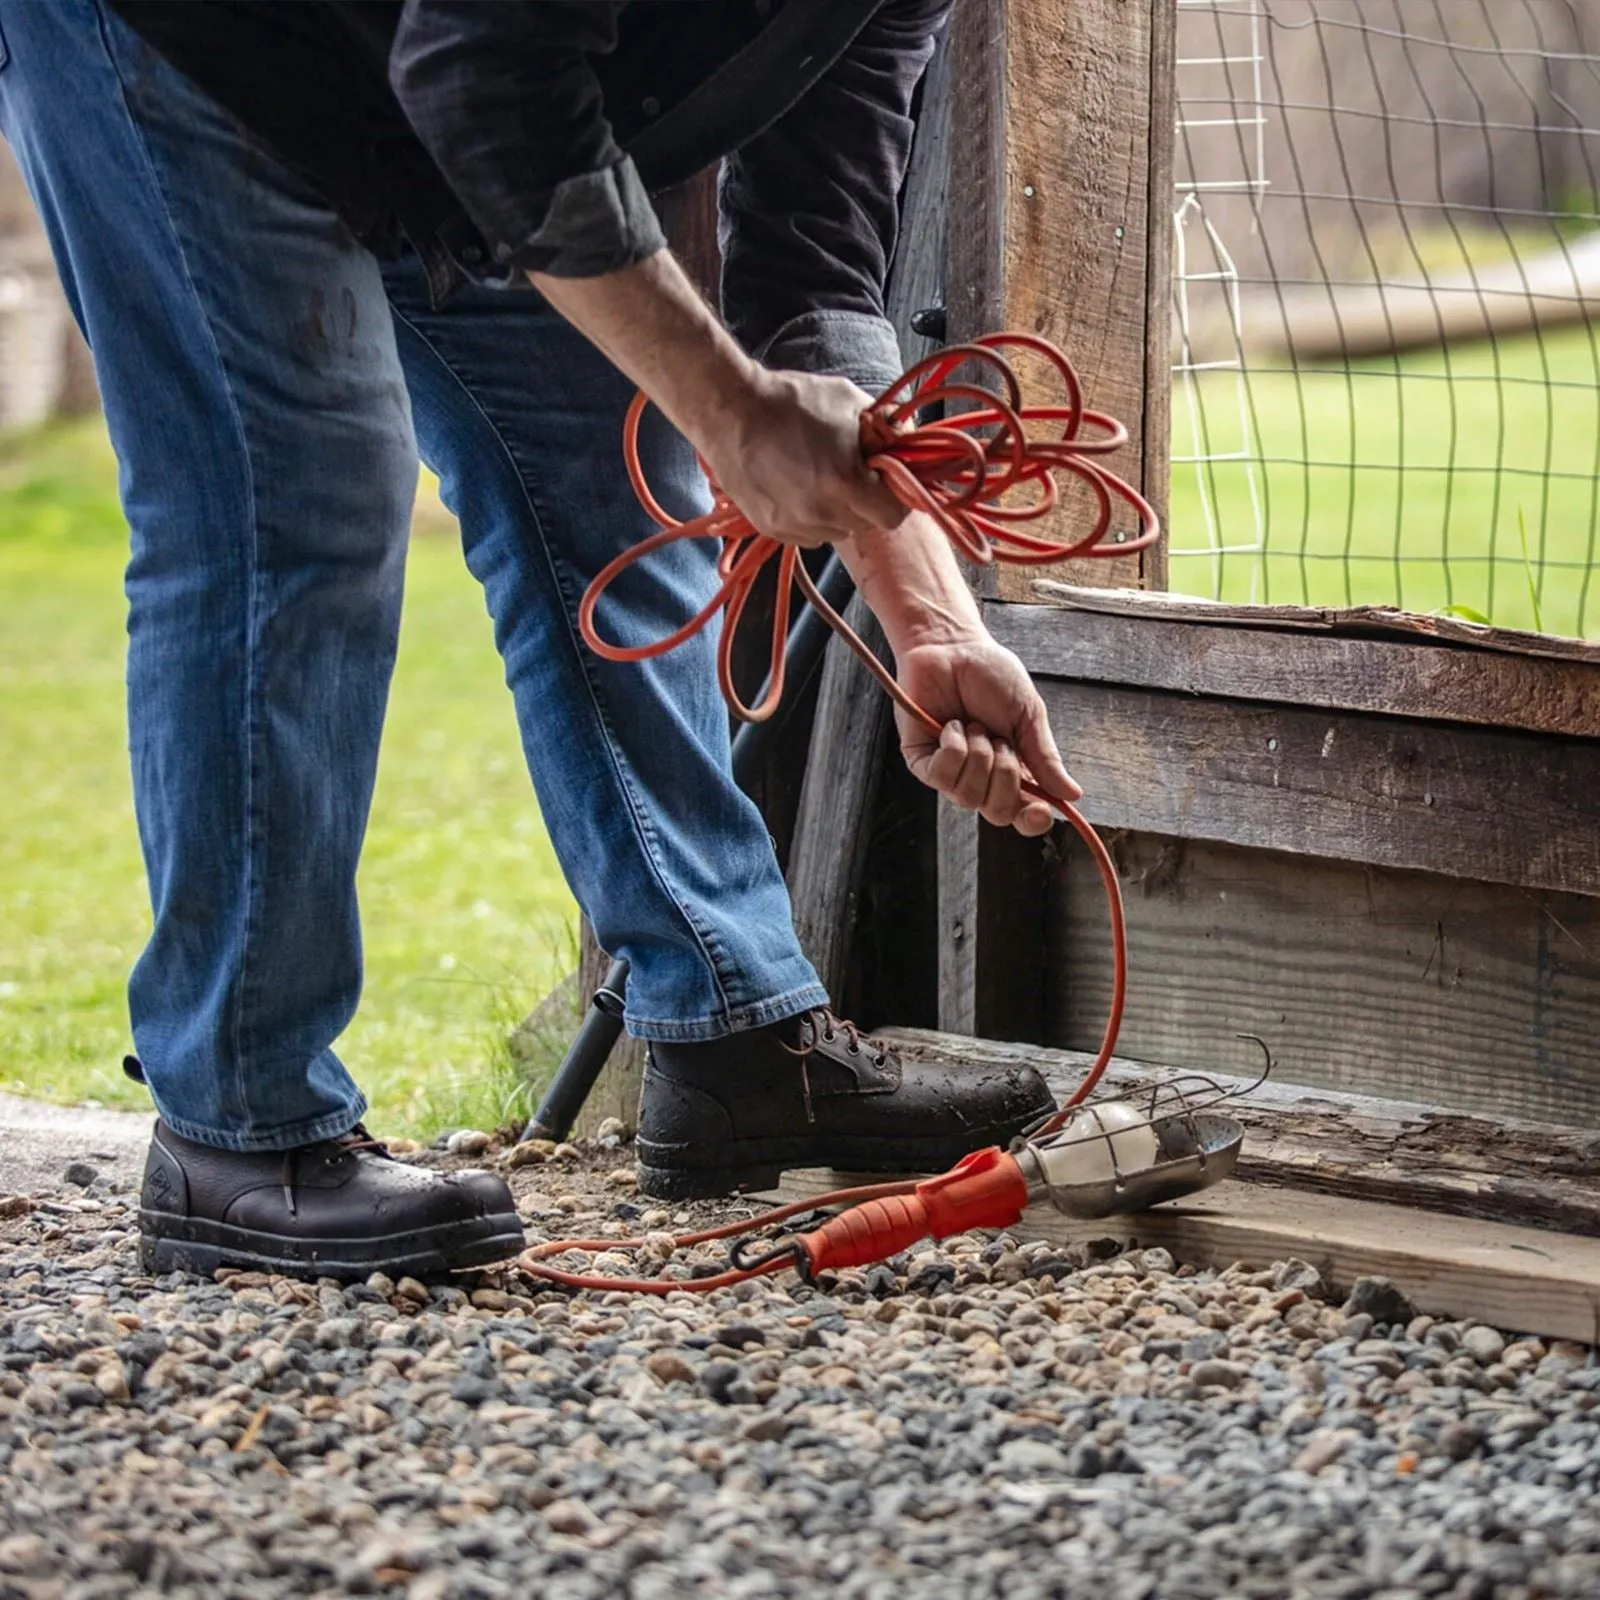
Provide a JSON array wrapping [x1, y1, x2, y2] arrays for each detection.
[[0, 0, 826, 1151]]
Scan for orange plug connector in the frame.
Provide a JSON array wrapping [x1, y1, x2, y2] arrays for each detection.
[[794, 1146, 1032, 1275]]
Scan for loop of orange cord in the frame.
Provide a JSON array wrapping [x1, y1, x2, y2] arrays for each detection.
[[522, 334, 1159, 1295]]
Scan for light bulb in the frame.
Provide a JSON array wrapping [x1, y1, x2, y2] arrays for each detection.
[[1035, 1100, 1160, 1189]]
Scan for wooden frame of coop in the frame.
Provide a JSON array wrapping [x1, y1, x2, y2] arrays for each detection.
[[566, 0, 1600, 1340]]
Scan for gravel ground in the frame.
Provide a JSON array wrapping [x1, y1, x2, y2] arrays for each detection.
[[2, 1132, 1598, 1600], [0, 1096, 148, 1198]]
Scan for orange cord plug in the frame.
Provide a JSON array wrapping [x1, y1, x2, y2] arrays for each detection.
[[795, 1147, 1030, 1277]]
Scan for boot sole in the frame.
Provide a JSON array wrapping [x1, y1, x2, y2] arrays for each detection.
[[138, 1208, 526, 1283], [634, 1127, 1024, 1202]]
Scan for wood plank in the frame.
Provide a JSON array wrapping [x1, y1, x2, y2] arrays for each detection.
[[766, 1169, 1600, 1344], [1031, 580, 1600, 666], [886, 26, 952, 362], [935, 808, 1050, 1039], [879, 1027, 1600, 1235], [787, 34, 950, 999], [936, 805, 980, 1033], [788, 600, 895, 999], [1045, 831, 1600, 1127], [937, 6, 1035, 1027], [989, 599, 1600, 739], [1140, 0, 1177, 594], [945, 0, 1007, 344], [1037, 681, 1600, 895], [571, 919, 645, 1141], [948, 0, 1166, 597]]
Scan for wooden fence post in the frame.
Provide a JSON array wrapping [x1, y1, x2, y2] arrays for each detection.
[[937, 0, 1177, 1036]]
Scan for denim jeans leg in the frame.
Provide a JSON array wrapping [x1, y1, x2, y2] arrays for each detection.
[[0, 0, 417, 1147], [382, 261, 828, 1040]]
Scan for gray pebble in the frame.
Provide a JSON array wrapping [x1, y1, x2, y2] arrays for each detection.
[[1342, 1275, 1418, 1326], [997, 1438, 1070, 1476], [1461, 1326, 1505, 1366], [1273, 1259, 1327, 1298], [1190, 1359, 1249, 1390]]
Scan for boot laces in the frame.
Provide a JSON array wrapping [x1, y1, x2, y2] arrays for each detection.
[[782, 1008, 890, 1068], [280, 1124, 389, 1217]]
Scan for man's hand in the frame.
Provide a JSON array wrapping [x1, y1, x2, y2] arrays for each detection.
[[528, 254, 904, 546], [894, 632, 1082, 836], [700, 369, 905, 548]]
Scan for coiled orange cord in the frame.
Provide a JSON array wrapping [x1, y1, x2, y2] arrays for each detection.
[[518, 335, 1158, 1294]]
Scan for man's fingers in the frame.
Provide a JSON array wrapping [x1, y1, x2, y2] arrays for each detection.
[[847, 464, 910, 531], [904, 705, 1083, 837], [949, 722, 996, 811], [978, 738, 1024, 827], [1013, 800, 1058, 837], [904, 718, 966, 794], [907, 720, 994, 814], [1019, 703, 1082, 804]]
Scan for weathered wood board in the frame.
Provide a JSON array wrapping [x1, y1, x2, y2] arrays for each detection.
[[1035, 682, 1600, 896], [990, 599, 1600, 740], [766, 1169, 1600, 1344], [1029, 581, 1600, 668], [946, 0, 1174, 598], [881, 1027, 1600, 1236], [935, 0, 1176, 1030], [936, 805, 1050, 1040], [1045, 831, 1600, 1127]]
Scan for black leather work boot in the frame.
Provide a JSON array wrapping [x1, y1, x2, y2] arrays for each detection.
[[138, 1121, 525, 1282], [635, 1009, 1055, 1199]]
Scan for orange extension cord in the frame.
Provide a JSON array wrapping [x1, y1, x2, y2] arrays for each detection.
[[518, 334, 1160, 1295]]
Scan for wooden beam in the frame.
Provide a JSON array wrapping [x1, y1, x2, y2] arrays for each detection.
[[788, 600, 895, 999], [1044, 832, 1600, 1128], [947, 0, 1176, 598], [766, 1170, 1600, 1343], [1030, 580, 1600, 668], [935, 805, 980, 1033], [935, 0, 1176, 1028], [1036, 681, 1600, 895], [989, 600, 1600, 740], [787, 34, 950, 1000], [935, 808, 1051, 1040], [879, 1027, 1600, 1235], [1141, 0, 1176, 594]]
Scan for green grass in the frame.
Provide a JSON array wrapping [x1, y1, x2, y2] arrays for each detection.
[[1170, 323, 1600, 639], [0, 419, 577, 1138]]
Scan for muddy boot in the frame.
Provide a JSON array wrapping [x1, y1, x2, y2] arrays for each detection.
[[635, 1009, 1054, 1199]]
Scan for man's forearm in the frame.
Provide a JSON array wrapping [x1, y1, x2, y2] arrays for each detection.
[[837, 511, 984, 652], [529, 251, 760, 451]]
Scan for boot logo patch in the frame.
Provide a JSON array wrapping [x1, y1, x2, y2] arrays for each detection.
[[145, 1165, 174, 1208]]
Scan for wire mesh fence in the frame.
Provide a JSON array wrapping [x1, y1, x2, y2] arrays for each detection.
[[1171, 0, 1600, 639]]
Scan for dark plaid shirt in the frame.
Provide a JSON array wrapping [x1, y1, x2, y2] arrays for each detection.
[[111, 0, 950, 391]]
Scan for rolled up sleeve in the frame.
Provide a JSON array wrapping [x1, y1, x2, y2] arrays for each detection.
[[389, 0, 666, 278], [719, 0, 951, 394]]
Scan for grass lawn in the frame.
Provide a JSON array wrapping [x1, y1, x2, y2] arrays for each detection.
[[1170, 323, 1600, 639], [0, 419, 577, 1139]]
